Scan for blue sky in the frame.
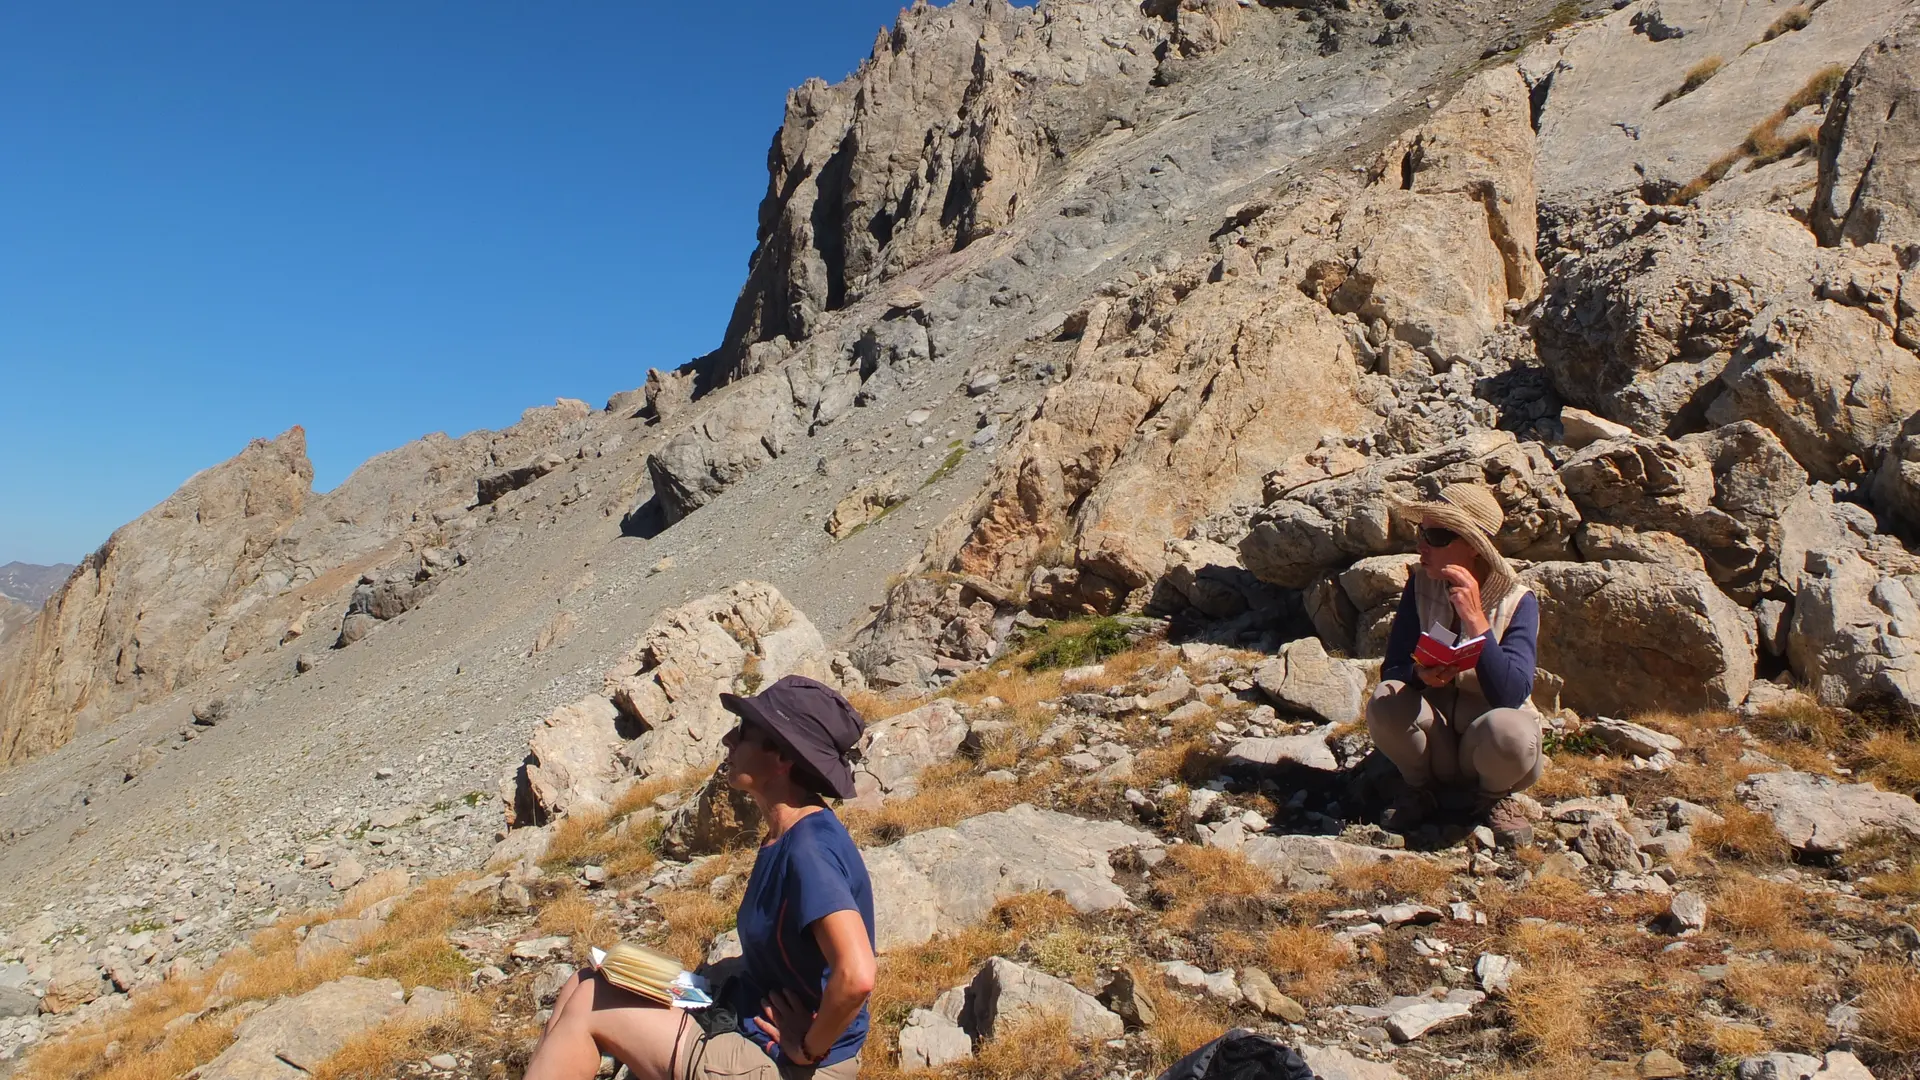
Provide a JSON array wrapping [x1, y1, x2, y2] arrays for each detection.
[[0, 2, 1021, 566]]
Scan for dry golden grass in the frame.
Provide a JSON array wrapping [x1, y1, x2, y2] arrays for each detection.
[[14, 981, 240, 1080], [841, 759, 1050, 847], [1861, 730, 1920, 793], [1264, 925, 1350, 1004], [655, 854, 751, 967], [1151, 845, 1271, 929], [1762, 5, 1811, 40], [1712, 874, 1828, 955], [1328, 855, 1452, 903], [861, 893, 1078, 1080], [539, 770, 697, 876], [847, 687, 930, 723], [1747, 698, 1847, 749], [1657, 55, 1726, 107], [1696, 805, 1790, 863], [537, 887, 619, 960], [1530, 750, 1628, 799], [1703, 1017, 1772, 1058], [1859, 859, 1920, 900], [1139, 963, 1231, 1070], [536, 807, 614, 869], [1858, 961, 1920, 1055], [1505, 961, 1595, 1062], [308, 993, 493, 1080], [963, 1013, 1082, 1079], [1672, 65, 1844, 203]]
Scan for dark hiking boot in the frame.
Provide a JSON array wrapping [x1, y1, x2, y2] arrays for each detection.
[[1477, 794, 1535, 847], [1380, 785, 1437, 834]]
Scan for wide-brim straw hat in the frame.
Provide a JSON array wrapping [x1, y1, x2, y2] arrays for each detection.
[[1391, 482, 1519, 612]]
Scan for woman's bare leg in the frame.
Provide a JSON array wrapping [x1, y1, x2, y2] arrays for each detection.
[[523, 970, 690, 1080]]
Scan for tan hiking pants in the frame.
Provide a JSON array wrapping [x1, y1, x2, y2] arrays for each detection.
[[1366, 680, 1542, 796]]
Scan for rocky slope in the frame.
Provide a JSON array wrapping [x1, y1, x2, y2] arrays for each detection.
[[3, 0, 1920, 1076]]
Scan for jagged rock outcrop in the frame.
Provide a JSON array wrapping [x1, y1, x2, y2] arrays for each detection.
[[1813, 12, 1920, 253], [711, 0, 1166, 373], [507, 581, 859, 826], [0, 398, 602, 763], [0, 428, 313, 763]]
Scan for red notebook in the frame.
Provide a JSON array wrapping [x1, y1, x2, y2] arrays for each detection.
[[1414, 623, 1486, 669]]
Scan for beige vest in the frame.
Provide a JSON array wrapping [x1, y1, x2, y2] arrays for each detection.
[[1413, 573, 1537, 715]]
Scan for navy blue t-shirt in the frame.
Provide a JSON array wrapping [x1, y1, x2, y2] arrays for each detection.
[[730, 809, 875, 1067]]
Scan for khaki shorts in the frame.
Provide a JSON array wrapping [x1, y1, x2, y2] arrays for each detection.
[[670, 1014, 860, 1080]]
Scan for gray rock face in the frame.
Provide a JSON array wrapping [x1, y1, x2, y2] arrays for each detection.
[[898, 1007, 973, 1068], [1253, 638, 1368, 725], [197, 976, 405, 1080], [1738, 770, 1920, 853], [1298, 1045, 1412, 1080], [1210, 830, 1416, 890], [847, 699, 970, 806], [1241, 430, 1576, 589], [1814, 13, 1920, 252], [864, 804, 1156, 951], [1787, 552, 1920, 712], [966, 957, 1124, 1042], [1227, 727, 1340, 774], [1524, 560, 1756, 715]]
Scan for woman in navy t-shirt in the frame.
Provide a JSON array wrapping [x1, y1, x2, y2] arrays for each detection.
[[525, 676, 876, 1080]]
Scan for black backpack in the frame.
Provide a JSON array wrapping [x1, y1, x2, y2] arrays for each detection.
[[1155, 1029, 1317, 1080]]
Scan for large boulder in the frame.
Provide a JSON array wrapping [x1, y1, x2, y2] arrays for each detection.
[[1813, 13, 1920, 252], [1786, 552, 1920, 712], [1253, 639, 1369, 725], [964, 957, 1124, 1042], [1707, 300, 1920, 482], [1737, 770, 1920, 854], [865, 805, 1157, 951], [517, 696, 626, 824], [1524, 561, 1756, 715], [646, 380, 797, 524], [1560, 424, 1812, 600], [847, 575, 1010, 690], [1240, 430, 1577, 590], [848, 699, 971, 806], [1209, 829, 1420, 891], [197, 976, 406, 1080], [1535, 207, 1823, 434], [603, 582, 837, 780]]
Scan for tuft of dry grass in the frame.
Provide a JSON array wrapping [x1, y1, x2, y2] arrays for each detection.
[[537, 887, 619, 961], [1530, 749, 1628, 800], [1151, 844, 1272, 929], [1657, 54, 1726, 107], [1858, 961, 1920, 1055], [1329, 855, 1453, 903], [1696, 805, 1790, 863], [964, 1013, 1082, 1079], [1861, 730, 1920, 793], [308, 993, 493, 1080], [1264, 925, 1350, 1004], [1139, 963, 1230, 1070], [1762, 5, 1811, 41], [1713, 874, 1828, 955], [845, 687, 929, 723], [654, 854, 750, 967], [1505, 962, 1595, 1062], [1725, 959, 1831, 1050], [841, 759, 1050, 847], [1672, 64, 1846, 202]]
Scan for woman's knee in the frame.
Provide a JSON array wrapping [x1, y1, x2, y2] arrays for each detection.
[[1366, 679, 1419, 734], [1465, 710, 1540, 782]]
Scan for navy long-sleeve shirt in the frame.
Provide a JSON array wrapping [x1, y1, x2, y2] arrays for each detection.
[[1379, 578, 1539, 710]]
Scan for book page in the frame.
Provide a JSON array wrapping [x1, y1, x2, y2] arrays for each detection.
[[1425, 622, 1458, 647]]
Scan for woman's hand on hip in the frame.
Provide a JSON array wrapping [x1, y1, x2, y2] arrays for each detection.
[[757, 989, 817, 1064], [1437, 564, 1491, 638]]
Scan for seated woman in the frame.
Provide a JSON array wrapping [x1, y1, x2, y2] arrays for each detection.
[[1366, 483, 1542, 844], [525, 675, 876, 1080]]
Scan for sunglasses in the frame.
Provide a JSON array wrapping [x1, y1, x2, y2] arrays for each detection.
[[1418, 526, 1460, 548]]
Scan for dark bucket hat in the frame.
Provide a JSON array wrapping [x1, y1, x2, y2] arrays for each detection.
[[720, 674, 866, 800]]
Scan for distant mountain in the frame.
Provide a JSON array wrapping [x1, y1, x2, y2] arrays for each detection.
[[0, 596, 33, 645], [0, 562, 76, 608]]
